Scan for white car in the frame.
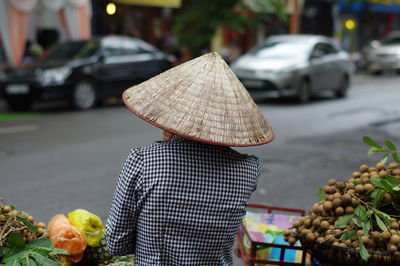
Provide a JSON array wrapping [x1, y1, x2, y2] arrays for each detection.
[[230, 34, 353, 103], [364, 31, 400, 75]]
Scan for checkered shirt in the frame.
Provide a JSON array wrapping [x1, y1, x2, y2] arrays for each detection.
[[106, 135, 261, 265]]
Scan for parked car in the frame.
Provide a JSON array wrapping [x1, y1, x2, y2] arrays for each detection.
[[230, 34, 353, 103], [364, 31, 400, 75], [0, 36, 174, 111]]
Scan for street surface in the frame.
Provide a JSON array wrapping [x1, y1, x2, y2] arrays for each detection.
[[1, 72, 400, 264]]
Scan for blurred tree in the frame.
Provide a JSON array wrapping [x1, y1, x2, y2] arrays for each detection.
[[172, 0, 287, 57]]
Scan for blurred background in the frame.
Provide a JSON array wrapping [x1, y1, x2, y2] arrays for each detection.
[[1, 1, 400, 262]]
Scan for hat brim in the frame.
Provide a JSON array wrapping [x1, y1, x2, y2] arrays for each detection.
[[122, 91, 275, 147]]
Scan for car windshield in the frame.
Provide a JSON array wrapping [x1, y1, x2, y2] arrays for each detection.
[[384, 36, 400, 45], [41, 41, 100, 62], [248, 40, 310, 58]]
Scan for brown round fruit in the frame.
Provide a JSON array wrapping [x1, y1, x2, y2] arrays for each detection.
[[376, 162, 386, 171], [306, 232, 315, 242], [360, 164, 369, 173], [312, 218, 321, 228], [335, 207, 344, 216], [3, 206, 12, 213], [332, 198, 342, 208], [288, 237, 297, 245], [388, 245, 398, 252], [355, 184, 364, 194], [382, 231, 391, 241], [352, 172, 361, 178], [336, 182, 345, 191], [361, 236, 369, 245], [323, 201, 333, 212], [390, 234, 400, 245], [341, 194, 352, 205], [328, 179, 337, 186], [345, 206, 354, 214], [391, 222, 399, 230], [389, 162, 399, 169], [368, 239, 376, 248], [383, 193, 393, 203], [379, 170, 389, 178], [364, 183, 374, 192], [361, 177, 370, 184], [320, 221, 330, 230], [351, 198, 359, 207]]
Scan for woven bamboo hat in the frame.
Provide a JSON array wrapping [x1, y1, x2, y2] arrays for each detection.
[[122, 52, 275, 147]]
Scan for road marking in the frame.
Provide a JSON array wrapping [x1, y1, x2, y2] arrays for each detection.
[[0, 125, 38, 135]]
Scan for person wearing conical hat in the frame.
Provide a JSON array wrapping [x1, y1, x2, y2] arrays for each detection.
[[106, 52, 274, 265]]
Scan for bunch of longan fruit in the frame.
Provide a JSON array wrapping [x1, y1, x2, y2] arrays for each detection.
[[284, 162, 400, 259], [0, 204, 46, 246]]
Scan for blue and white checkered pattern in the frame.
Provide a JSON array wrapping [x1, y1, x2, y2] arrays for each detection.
[[106, 136, 261, 265]]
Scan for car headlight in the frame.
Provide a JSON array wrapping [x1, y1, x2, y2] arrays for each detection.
[[38, 67, 71, 86]]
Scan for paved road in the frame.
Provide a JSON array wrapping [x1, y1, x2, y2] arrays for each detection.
[[1, 72, 400, 264]]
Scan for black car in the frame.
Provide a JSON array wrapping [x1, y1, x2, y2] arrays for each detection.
[[0, 36, 174, 111]]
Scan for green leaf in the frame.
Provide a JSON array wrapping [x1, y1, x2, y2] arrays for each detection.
[[373, 189, 385, 206], [353, 180, 361, 185], [358, 234, 369, 262], [361, 220, 371, 237], [374, 209, 392, 226], [21, 257, 37, 266], [375, 213, 388, 231], [371, 177, 383, 187], [32, 247, 69, 256], [317, 187, 326, 201], [9, 205, 16, 211], [354, 205, 368, 221], [393, 152, 400, 163], [367, 147, 386, 156], [380, 153, 389, 164], [30, 252, 60, 266], [334, 214, 354, 228], [340, 229, 356, 241], [386, 140, 397, 151], [352, 217, 362, 227], [0, 246, 7, 257], [3, 247, 25, 260], [394, 186, 400, 191], [381, 179, 396, 197], [3, 250, 31, 264], [4, 259, 22, 266], [7, 233, 25, 248], [16, 216, 38, 233], [26, 238, 53, 249], [363, 136, 382, 149], [385, 176, 399, 186]]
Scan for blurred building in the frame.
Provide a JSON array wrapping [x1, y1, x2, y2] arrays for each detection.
[[300, 0, 400, 53], [92, 0, 182, 55], [0, 0, 92, 66]]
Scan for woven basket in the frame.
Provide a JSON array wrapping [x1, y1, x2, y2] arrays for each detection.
[[298, 235, 400, 266]]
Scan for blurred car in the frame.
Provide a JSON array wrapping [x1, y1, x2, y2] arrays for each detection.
[[364, 32, 400, 75], [230, 34, 353, 103], [0, 36, 174, 111]]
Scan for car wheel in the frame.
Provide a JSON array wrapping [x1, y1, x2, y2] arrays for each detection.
[[335, 75, 348, 98], [72, 80, 97, 110], [372, 70, 382, 76], [6, 97, 32, 111], [296, 78, 311, 104]]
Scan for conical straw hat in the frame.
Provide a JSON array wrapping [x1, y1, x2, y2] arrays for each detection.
[[122, 52, 275, 147]]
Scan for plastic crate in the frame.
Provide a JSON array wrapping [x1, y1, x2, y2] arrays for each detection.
[[235, 203, 310, 266]]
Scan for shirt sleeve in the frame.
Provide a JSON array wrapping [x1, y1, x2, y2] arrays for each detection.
[[106, 148, 143, 256], [252, 156, 262, 192]]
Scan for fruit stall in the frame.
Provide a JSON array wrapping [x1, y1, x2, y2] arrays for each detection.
[[2, 137, 400, 266]]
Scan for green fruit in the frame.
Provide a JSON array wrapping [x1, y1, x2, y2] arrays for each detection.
[[79, 234, 112, 265]]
